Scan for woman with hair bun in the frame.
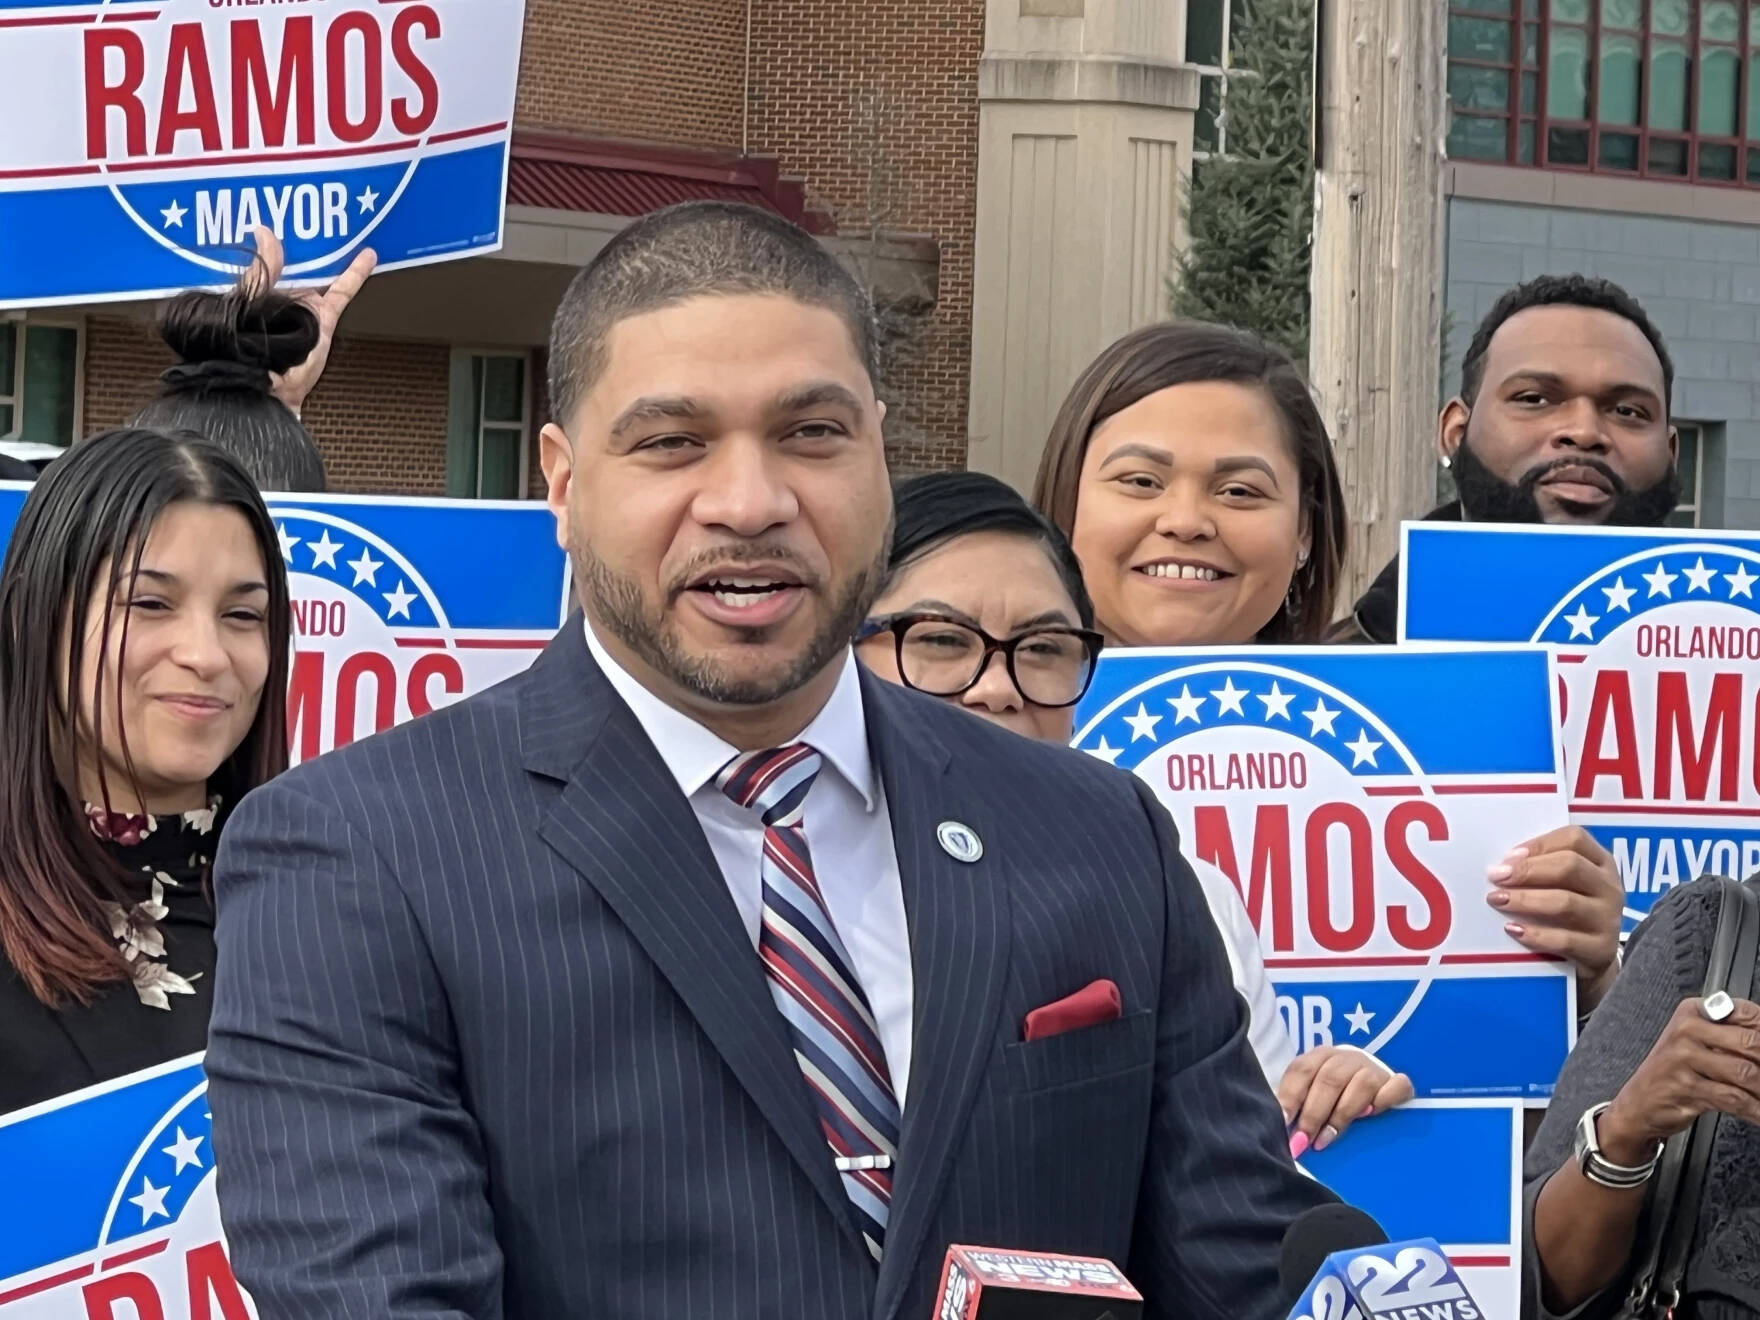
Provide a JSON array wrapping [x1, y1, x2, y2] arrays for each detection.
[[129, 227, 374, 494]]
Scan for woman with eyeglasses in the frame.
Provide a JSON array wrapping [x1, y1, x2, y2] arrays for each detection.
[[856, 471, 1303, 1083]]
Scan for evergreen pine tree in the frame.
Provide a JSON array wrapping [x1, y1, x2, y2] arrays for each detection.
[[1171, 0, 1316, 361]]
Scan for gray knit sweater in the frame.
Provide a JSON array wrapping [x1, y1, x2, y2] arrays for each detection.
[[1521, 879, 1760, 1320]]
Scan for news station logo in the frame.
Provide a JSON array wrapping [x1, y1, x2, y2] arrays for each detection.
[[275, 509, 545, 764], [1292, 1241, 1482, 1320], [1532, 544, 1760, 924], [0, 1063, 256, 1319]]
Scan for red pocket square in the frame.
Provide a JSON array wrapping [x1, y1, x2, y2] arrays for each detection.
[[1023, 979, 1123, 1042]]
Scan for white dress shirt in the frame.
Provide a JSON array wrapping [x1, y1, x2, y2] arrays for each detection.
[[584, 623, 916, 1106], [1188, 857, 1297, 1088]]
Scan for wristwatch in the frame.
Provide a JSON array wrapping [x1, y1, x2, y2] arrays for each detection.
[[1573, 1101, 1662, 1189]]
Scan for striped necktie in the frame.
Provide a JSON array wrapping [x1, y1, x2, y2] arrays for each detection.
[[717, 744, 901, 1262]]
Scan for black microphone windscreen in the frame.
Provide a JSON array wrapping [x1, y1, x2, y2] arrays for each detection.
[[1277, 1204, 1389, 1300]]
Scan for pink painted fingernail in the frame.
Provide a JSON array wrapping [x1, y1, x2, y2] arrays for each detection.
[[1504, 922, 1526, 938], [1504, 846, 1530, 861], [1487, 890, 1511, 908], [1289, 1131, 1310, 1160], [1487, 864, 1514, 882], [1360, 1104, 1375, 1118]]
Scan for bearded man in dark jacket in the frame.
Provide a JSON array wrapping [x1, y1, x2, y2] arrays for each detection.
[[1330, 274, 1681, 644]]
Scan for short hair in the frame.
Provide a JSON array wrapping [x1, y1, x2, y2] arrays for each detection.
[[129, 286, 328, 492], [1459, 274, 1674, 413], [1032, 321, 1347, 644], [547, 201, 882, 427], [888, 471, 1095, 628]]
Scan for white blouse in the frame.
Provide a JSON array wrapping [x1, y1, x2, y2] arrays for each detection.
[[1187, 856, 1297, 1088]]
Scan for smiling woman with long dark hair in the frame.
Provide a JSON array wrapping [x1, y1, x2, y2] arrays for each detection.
[[0, 427, 290, 1114]]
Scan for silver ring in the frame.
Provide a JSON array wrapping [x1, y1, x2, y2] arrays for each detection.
[[1702, 991, 1734, 1022]]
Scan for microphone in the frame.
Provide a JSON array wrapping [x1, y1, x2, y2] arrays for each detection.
[[1282, 1211, 1486, 1320], [933, 1244, 1142, 1318], [1279, 1205, 1390, 1304]]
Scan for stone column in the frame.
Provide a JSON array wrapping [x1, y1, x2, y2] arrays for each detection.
[[965, 0, 1202, 494]]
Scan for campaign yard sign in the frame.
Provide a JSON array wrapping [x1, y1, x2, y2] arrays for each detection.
[[1074, 647, 1575, 1101], [0, 484, 569, 762], [1301, 1100, 1524, 1320], [0, 1056, 252, 1318], [0, 0, 526, 307], [1402, 524, 1760, 931]]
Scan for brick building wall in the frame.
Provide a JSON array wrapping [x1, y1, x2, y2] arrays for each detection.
[[747, 1, 983, 471], [516, 0, 746, 150], [301, 338, 452, 494], [82, 316, 449, 494]]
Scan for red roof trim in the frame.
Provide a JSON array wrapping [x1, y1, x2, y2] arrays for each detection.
[[507, 132, 833, 234]]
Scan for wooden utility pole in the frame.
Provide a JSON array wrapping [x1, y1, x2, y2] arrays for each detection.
[[1308, 0, 1448, 605]]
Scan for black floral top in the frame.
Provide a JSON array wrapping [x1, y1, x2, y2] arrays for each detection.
[[0, 801, 222, 1116]]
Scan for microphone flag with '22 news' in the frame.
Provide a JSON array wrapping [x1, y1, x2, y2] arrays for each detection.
[[1287, 1234, 1486, 1320], [933, 1245, 1142, 1319]]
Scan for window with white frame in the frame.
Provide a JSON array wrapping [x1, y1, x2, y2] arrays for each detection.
[[446, 350, 531, 500], [1670, 420, 1705, 527], [0, 318, 83, 447], [1189, 0, 1246, 157]]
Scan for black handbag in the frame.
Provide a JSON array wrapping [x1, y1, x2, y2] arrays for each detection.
[[1618, 876, 1760, 1320]]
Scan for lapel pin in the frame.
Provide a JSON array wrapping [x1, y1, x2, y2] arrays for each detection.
[[937, 820, 983, 863]]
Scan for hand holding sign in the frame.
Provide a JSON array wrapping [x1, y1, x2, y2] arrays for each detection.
[[1280, 1047, 1414, 1156], [243, 225, 377, 420], [1487, 826, 1624, 1011]]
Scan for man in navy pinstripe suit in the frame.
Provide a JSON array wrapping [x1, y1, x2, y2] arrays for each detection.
[[206, 201, 1335, 1320]]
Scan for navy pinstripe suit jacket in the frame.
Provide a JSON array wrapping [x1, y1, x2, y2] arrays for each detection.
[[206, 621, 1333, 1320]]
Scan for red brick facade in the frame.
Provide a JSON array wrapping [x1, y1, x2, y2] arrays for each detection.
[[73, 4, 982, 490], [747, 0, 983, 472], [516, 0, 747, 152]]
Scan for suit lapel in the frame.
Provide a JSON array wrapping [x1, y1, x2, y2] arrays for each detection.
[[864, 679, 1013, 1320], [521, 623, 868, 1253]]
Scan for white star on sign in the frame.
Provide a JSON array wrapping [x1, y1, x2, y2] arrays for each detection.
[[1642, 562, 1676, 598], [1123, 702, 1162, 742], [1167, 684, 1205, 725], [1210, 677, 1249, 717], [1345, 729, 1383, 768], [129, 1177, 170, 1224], [1726, 563, 1758, 599], [1601, 577, 1636, 613], [357, 185, 379, 214], [276, 523, 300, 563], [348, 547, 383, 587], [1683, 557, 1717, 594], [307, 529, 343, 570], [162, 1126, 204, 1175], [160, 199, 187, 229], [1344, 1003, 1374, 1036], [1564, 604, 1598, 640], [1258, 681, 1295, 722], [1085, 737, 1122, 765], [383, 580, 416, 620], [1303, 698, 1340, 738]]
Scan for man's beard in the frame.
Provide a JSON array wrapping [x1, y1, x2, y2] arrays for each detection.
[[1451, 427, 1681, 527], [570, 530, 888, 707]]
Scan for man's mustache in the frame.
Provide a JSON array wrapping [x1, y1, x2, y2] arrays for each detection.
[[1517, 455, 1627, 498]]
